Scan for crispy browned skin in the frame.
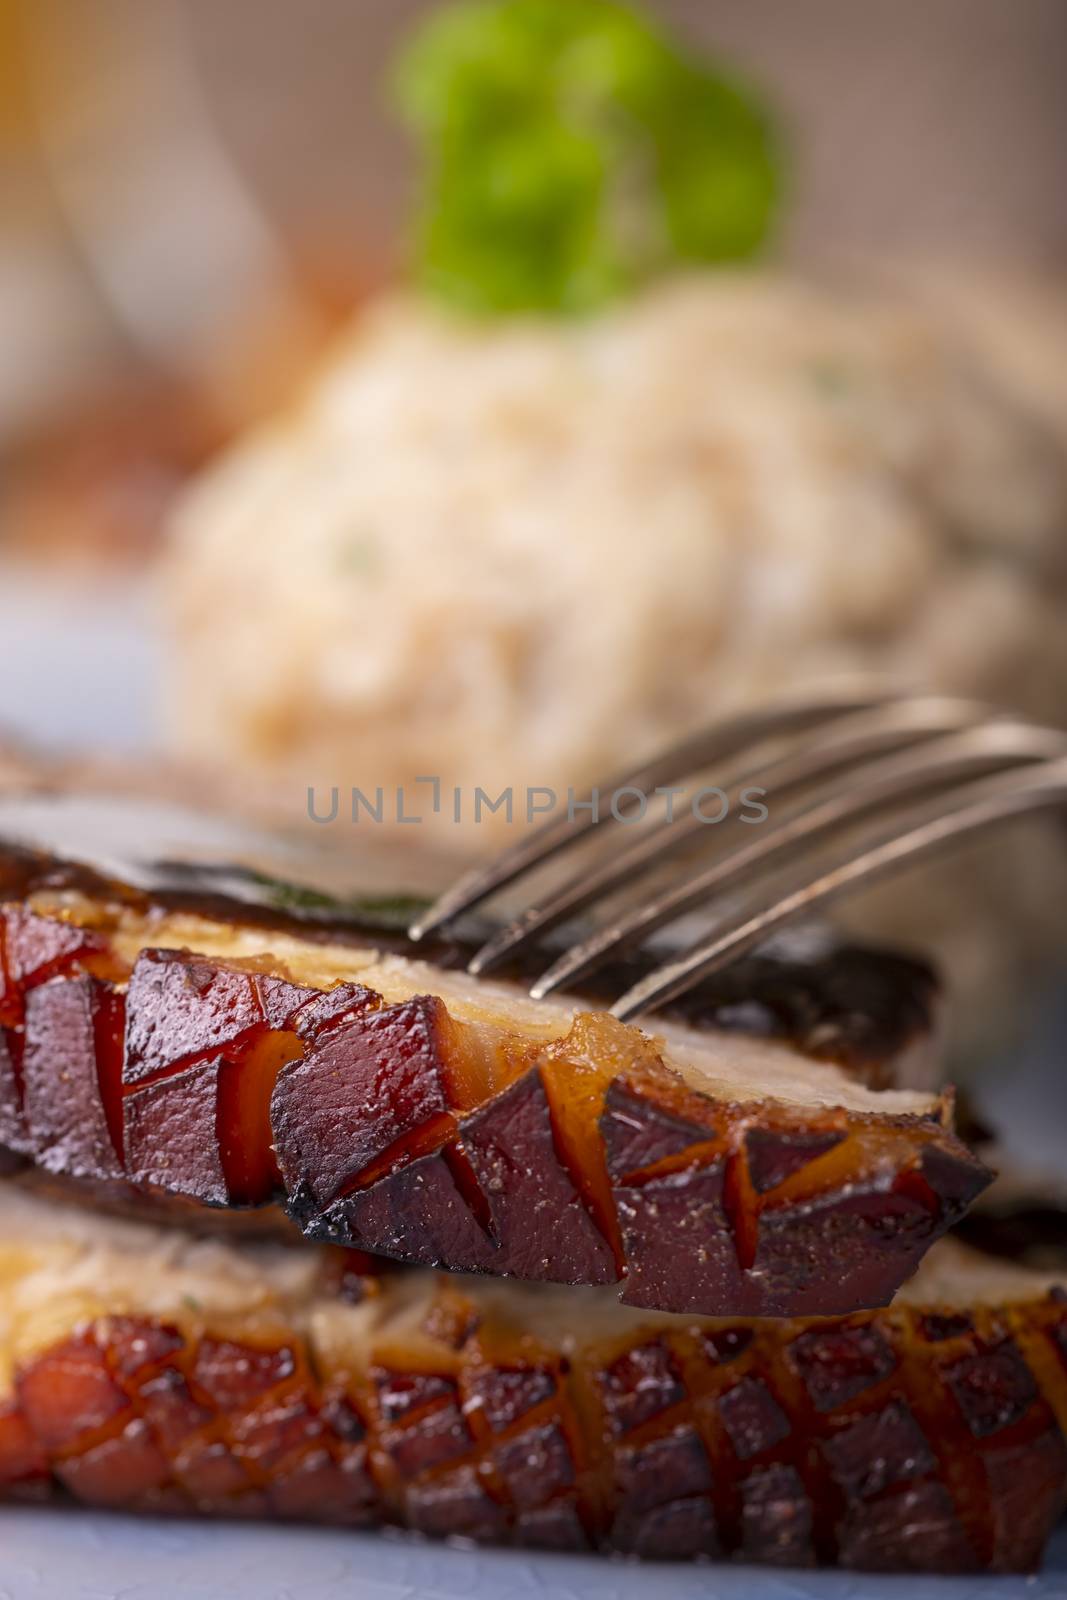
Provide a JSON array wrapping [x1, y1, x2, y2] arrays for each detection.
[[1, 1215, 1066, 1573], [0, 848, 989, 1316]]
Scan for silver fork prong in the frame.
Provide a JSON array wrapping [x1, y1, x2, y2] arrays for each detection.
[[532, 718, 1067, 996], [466, 694, 990, 975], [610, 755, 1067, 1022], [407, 684, 903, 941]]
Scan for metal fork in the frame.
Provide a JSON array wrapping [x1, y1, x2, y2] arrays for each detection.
[[408, 688, 1067, 1021]]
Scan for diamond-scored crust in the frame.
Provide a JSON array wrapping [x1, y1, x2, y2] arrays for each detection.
[[0, 866, 989, 1317], [0, 1200, 1065, 1575]]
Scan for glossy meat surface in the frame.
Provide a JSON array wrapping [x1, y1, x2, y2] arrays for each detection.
[[0, 1190, 1064, 1573], [0, 847, 989, 1316]]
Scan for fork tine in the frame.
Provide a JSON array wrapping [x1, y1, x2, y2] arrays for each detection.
[[610, 755, 1067, 1022], [467, 694, 990, 975], [531, 718, 1066, 996], [408, 684, 905, 940]]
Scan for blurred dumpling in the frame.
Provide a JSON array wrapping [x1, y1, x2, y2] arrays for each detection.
[[165, 274, 1067, 797]]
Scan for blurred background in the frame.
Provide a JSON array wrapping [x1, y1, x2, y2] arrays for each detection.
[[0, 0, 1065, 1093], [3, 1, 1066, 562], [1, 0, 1065, 716]]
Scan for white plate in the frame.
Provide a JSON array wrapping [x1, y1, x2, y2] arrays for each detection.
[[2, 1509, 1066, 1600], [0, 569, 160, 756]]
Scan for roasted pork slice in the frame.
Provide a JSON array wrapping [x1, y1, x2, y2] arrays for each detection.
[[0, 1186, 1065, 1573], [0, 844, 989, 1316]]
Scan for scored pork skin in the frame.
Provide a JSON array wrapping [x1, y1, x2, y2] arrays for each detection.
[[0, 1189, 1064, 1573], [0, 850, 989, 1315]]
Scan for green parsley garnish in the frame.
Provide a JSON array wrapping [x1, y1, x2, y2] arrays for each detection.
[[394, 0, 780, 315], [246, 870, 431, 932]]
